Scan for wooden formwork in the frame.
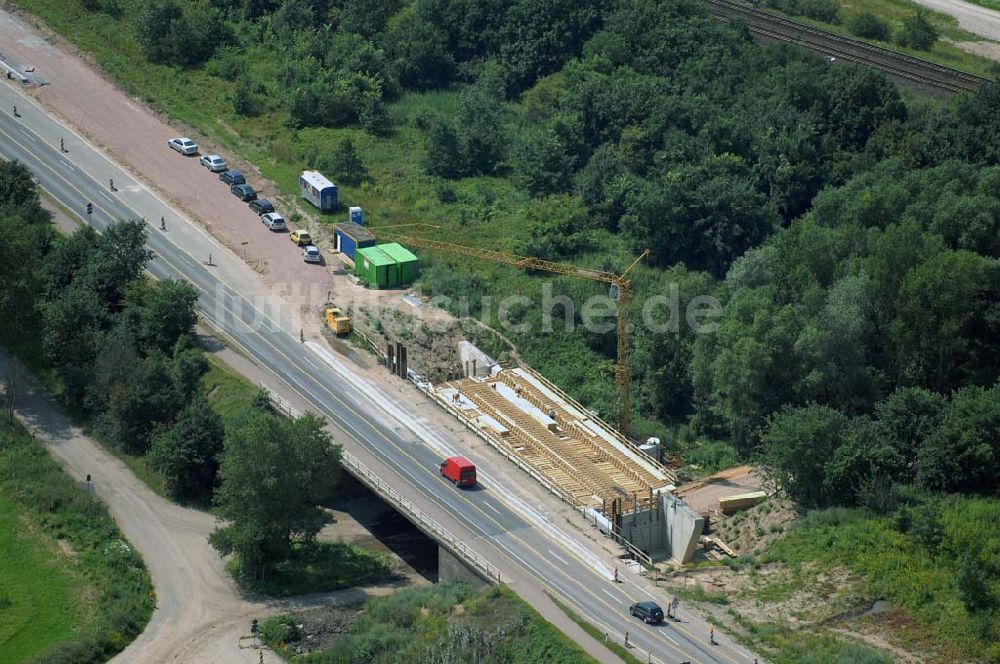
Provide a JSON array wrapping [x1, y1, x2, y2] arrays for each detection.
[[443, 370, 667, 512]]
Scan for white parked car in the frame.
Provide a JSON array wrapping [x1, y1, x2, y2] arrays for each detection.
[[199, 154, 227, 171], [261, 212, 286, 231], [168, 137, 198, 155], [302, 244, 321, 263]]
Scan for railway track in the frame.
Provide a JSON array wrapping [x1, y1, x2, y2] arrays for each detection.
[[704, 0, 993, 94]]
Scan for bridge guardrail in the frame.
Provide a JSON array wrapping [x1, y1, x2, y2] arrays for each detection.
[[264, 385, 502, 585]]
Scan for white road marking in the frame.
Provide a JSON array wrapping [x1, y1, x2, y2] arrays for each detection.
[[601, 588, 622, 604], [59, 159, 75, 171], [661, 632, 679, 646], [99, 190, 114, 201], [484, 502, 502, 516], [547, 548, 569, 565], [19, 128, 35, 142]]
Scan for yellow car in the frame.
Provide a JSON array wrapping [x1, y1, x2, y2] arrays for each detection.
[[289, 230, 312, 246]]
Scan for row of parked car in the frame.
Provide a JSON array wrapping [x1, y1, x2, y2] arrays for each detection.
[[168, 137, 321, 263]]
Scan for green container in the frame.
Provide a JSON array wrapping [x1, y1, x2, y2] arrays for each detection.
[[355, 245, 398, 288], [378, 242, 420, 286]]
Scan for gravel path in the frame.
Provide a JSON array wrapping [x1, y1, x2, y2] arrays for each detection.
[[910, 0, 1000, 41]]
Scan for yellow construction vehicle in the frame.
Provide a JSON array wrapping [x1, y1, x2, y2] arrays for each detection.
[[325, 306, 352, 335]]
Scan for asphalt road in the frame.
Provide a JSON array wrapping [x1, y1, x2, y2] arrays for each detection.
[[0, 89, 759, 664]]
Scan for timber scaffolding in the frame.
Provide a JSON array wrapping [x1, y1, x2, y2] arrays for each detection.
[[437, 366, 675, 513]]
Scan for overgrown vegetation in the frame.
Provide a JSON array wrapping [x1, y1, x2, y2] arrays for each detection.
[[756, 497, 1000, 662], [0, 422, 154, 664], [229, 540, 395, 596], [264, 583, 599, 663]]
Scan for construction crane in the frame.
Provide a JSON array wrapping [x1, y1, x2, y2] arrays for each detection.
[[373, 227, 649, 435]]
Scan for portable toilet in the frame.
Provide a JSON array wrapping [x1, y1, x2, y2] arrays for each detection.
[[299, 170, 339, 211], [349, 206, 363, 225], [378, 242, 420, 286], [333, 222, 376, 260], [355, 245, 398, 288]]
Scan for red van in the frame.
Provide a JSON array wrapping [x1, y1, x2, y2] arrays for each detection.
[[440, 456, 477, 488]]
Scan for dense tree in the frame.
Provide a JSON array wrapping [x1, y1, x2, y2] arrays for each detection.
[[320, 139, 368, 184], [128, 279, 200, 355], [897, 11, 939, 51], [211, 412, 341, 579], [759, 404, 849, 508], [890, 251, 999, 389], [0, 160, 41, 211], [621, 155, 777, 276], [135, 0, 226, 67], [424, 116, 464, 179], [99, 352, 184, 454], [848, 12, 891, 41], [916, 384, 1000, 495], [385, 11, 455, 90], [149, 394, 225, 500]]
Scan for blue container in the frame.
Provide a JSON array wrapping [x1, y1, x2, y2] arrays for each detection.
[[349, 206, 363, 225], [333, 222, 376, 260]]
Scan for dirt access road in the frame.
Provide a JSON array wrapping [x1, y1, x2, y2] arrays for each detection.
[[0, 349, 401, 664], [910, 0, 1000, 41]]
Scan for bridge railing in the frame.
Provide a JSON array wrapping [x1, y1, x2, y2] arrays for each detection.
[[264, 385, 503, 585]]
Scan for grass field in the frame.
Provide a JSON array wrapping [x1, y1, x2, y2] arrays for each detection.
[[0, 494, 83, 663], [0, 421, 153, 664]]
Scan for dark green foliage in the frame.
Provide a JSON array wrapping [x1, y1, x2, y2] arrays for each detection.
[[0, 424, 153, 663], [758, 383, 1000, 509], [0, 162, 52, 338], [148, 394, 224, 500], [211, 412, 342, 580], [621, 155, 778, 275], [897, 11, 939, 51], [848, 11, 891, 41], [320, 139, 368, 184], [956, 552, 996, 613], [127, 279, 199, 355], [134, 0, 227, 67], [259, 615, 300, 645], [760, 405, 850, 508], [424, 116, 464, 178], [232, 74, 265, 117], [0, 159, 41, 210], [385, 10, 455, 90], [915, 385, 1000, 494]]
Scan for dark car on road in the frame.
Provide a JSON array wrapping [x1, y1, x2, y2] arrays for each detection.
[[629, 601, 663, 624], [248, 198, 274, 215], [219, 169, 245, 186], [231, 183, 257, 201]]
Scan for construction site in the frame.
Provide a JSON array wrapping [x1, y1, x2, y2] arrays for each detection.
[[321, 222, 752, 565]]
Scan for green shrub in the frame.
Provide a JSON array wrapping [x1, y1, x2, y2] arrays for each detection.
[[897, 11, 939, 50], [260, 615, 300, 646], [848, 12, 891, 41]]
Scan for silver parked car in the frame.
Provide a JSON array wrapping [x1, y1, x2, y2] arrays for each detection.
[[302, 244, 321, 263], [199, 154, 227, 171], [261, 212, 286, 231], [167, 137, 198, 155]]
